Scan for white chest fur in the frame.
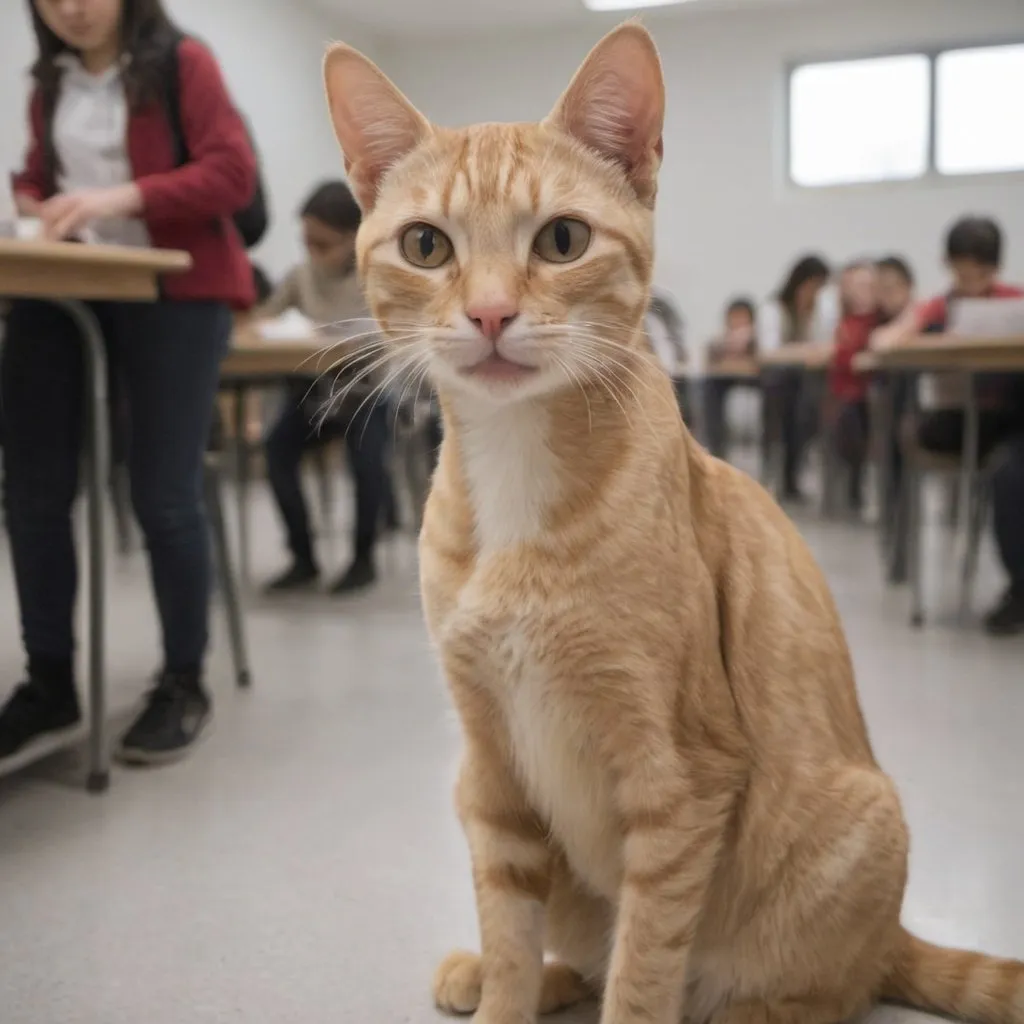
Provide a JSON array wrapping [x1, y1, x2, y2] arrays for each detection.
[[501, 658, 623, 900], [455, 401, 562, 555]]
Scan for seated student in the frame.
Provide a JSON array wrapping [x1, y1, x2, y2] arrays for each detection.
[[827, 261, 879, 511], [876, 256, 915, 326], [872, 217, 1024, 458], [872, 256, 916, 522], [259, 181, 390, 595], [759, 255, 834, 501], [703, 297, 757, 459]]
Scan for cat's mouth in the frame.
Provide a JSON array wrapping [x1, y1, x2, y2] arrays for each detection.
[[460, 353, 539, 385]]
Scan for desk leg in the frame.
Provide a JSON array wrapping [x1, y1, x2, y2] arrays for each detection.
[[876, 374, 895, 562], [57, 300, 110, 794], [234, 382, 251, 586], [957, 375, 980, 625]]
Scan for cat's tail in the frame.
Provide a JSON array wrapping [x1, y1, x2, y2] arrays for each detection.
[[881, 928, 1024, 1024]]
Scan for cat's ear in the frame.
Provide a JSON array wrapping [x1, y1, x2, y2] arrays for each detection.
[[324, 44, 430, 211], [545, 22, 665, 204]]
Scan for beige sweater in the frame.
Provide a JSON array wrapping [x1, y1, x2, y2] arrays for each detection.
[[258, 262, 380, 399]]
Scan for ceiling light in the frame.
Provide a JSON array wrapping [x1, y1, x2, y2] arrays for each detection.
[[583, 0, 692, 11]]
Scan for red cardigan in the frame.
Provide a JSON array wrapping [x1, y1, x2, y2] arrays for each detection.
[[828, 311, 878, 403], [12, 39, 256, 308]]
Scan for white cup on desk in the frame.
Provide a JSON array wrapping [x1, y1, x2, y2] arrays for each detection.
[[15, 217, 43, 241]]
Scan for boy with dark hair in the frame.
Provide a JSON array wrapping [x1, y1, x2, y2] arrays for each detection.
[[259, 180, 390, 596], [875, 256, 914, 324]]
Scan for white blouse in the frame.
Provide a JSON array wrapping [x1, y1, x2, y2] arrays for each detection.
[[52, 54, 150, 247]]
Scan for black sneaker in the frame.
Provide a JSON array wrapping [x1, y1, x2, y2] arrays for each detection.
[[0, 680, 81, 760], [265, 560, 319, 593], [983, 588, 1024, 638], [330, 556, 377, 595], [116, 672, 211, 766]]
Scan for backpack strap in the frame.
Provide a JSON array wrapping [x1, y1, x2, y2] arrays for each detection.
[[160, 39, 189, 168]]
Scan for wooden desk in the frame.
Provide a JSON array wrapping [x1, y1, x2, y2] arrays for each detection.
[[702, 357, 760, 380], [865, 333, 1024, 372], [0, 238, 190, 301], [865, 333, 1024, 625], [0, 239, 191, 791], [758, 341, 834, 371], [222, 334, 333, 378]]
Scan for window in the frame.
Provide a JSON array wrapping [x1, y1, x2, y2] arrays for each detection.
[[789, 43, 1024, 186], [936, 44, 1024, 175], [789, 56, 930, 187]]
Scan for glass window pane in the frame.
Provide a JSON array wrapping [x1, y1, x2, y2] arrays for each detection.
[[937, 44, 1024, 176], [789, 55, 930, 187]]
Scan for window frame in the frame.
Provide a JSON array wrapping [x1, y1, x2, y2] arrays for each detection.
[[785, 39, 1024, 192]]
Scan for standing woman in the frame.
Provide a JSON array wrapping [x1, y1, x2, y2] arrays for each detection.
[[0, 0, 256, 764], [757, 254, 833, 501]]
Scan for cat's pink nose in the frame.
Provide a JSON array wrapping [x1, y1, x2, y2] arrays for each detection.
[[467, 302, 518, 342]]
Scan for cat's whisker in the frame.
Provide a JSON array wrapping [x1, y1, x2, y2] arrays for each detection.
[[552, 354, 594, 433]]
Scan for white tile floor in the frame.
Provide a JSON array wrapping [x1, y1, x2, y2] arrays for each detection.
[[0, 485, 1021, 1024]]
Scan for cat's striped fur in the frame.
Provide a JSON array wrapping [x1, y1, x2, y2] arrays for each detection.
[[323, 23, 1024, 1024]]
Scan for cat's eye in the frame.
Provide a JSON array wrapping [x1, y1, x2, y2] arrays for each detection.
[[533, 218, 591, 264], [400, 223, 453, 269]]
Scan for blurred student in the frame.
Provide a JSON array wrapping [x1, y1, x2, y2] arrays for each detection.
[[703, 297, 757, 459], [827, 262, 879, 510], [873, 217, 1024, 635], [876, 256, 915, 325], [0, 0, 256, 763], [260, 181, 390, 595], [759, 255, 833, 500], [873, 217, 1023, 457]]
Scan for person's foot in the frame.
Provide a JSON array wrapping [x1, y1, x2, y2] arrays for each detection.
[[116, 671, 211, 766], [264, 560, 319, 593], [0, 678, 81, 760], [781, 487, 808, 505], [983, 588, 1024, 638], [330, 556, 377, 595]]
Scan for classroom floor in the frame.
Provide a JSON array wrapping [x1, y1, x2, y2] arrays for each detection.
[[0, 483, 1022, 1024]]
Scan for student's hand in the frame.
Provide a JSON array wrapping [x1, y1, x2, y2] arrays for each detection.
[[39, 185, 143, 241]]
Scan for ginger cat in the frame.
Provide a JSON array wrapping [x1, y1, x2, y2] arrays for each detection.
[[323, 23, 1024, 1024]]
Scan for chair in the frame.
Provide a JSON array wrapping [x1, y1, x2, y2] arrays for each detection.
[[204, 445, 252, 688], [897, 426, 992, 629], [391, 396, 438, 534]]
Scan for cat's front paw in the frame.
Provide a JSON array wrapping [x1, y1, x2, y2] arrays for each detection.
[[433, 950, 591, 1018], [434, 950, 483, 1015]]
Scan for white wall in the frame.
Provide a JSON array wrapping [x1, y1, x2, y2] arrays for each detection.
[[0, 0, 367, 276], [377, 0, 1024, 348]]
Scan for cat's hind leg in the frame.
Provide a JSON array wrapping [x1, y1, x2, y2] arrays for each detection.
[[708, 995, 871, 1024]]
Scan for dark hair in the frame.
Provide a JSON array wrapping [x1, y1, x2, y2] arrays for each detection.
[[300, 181, 362, 235], [27, 0, 181, 107], [945, 216, 1003, 267], [725, 297, 756, 322], [26, 0, 182, 181], [876, 255, 915, 287], [777, 254, 830, 318]]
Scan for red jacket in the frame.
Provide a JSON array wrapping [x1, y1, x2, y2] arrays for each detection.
[[12, 39, 256, 308], [828, 311, 878, 403]]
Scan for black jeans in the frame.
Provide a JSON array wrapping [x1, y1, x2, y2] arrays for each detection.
[[265, 387, 389, 567], [992, 434, 1024, 593], [832, 399, 870, 505], [1, 298, 230, 673], [761, 368, 807, 494]]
